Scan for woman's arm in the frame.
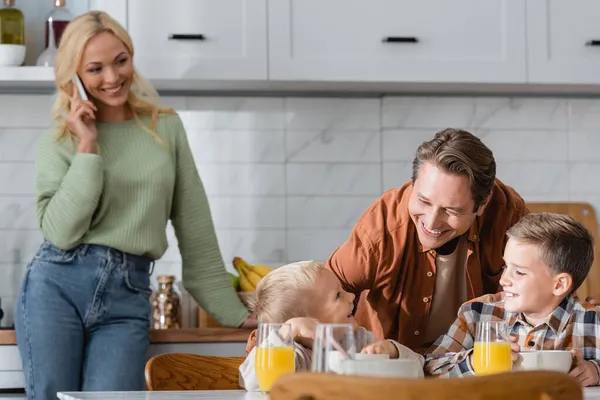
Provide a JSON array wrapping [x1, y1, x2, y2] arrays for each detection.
[[169, 115, 249, 327], [36, 132, 104, 249]]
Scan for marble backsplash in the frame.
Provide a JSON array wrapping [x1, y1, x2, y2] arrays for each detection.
[[0, 94, 599, 327]]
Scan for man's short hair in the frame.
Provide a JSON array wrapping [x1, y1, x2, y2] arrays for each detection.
[[412, 128, 496, 209]]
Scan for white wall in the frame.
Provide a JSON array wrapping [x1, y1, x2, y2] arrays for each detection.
[[1, 94, 598, 327]]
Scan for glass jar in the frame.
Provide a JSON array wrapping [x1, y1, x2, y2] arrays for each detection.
[[151, 275, 181, 329]]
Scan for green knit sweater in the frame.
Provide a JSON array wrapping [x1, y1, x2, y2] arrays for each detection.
[[35, 113, 249, 327]]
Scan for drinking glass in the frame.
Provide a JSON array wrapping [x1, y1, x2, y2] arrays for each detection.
[[311, 323, 357, 374], [472, 321, 512, 375], [254, 322, 295, 393], [354, 326, 375, 352]]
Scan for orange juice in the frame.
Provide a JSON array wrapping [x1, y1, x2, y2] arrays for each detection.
[[472, 342, 512, 375], [255, 347, 295, 392]]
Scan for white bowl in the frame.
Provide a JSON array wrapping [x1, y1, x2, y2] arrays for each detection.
[[338, 359, 424, 378], [513, 350, 572, 373], [0, 44, 26, 66], [327, 351, 390, 373]]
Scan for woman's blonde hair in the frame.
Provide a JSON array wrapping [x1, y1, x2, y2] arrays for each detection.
[[52, 10, 174, 144], [247, 260, 324, 323]]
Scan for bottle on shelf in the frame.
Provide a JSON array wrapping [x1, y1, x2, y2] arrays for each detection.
[[44, 0, 72, 49], [36, 19, 56, 66], [0, 0, 24, 45]]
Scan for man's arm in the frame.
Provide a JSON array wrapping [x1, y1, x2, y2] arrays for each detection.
[[325, 223, 378, 294]]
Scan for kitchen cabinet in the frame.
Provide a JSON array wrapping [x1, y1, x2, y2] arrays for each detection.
[[268, 0, 527, 83], [8, 0, 600, 93], [0, 328, 251, 390], [89, 0, 127, 30], [527, 0, 600, 84], [126, 0, 268, 80], [0, 345, 21, 390]]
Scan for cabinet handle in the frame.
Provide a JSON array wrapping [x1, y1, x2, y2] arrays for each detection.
[[382, 36, 418, 43], [586, 40, 600, 46], [168, 34, 206, 41]]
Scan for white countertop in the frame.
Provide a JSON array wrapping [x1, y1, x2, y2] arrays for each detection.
[[57, 391, 267, 400], [56, 387, 600, 400]]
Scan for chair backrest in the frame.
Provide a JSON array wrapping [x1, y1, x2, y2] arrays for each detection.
[[144, 353, 245, 391], [269, 370, 582, 400], [526, 202, 600, 301]]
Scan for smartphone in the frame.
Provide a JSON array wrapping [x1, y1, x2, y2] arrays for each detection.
[[72, 75, 89, 101]]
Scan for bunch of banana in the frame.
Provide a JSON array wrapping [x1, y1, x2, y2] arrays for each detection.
[[232, 256, 274, 292]]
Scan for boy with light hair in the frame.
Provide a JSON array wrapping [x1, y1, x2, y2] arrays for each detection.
[[425, 213, 600, 387], [239, 260, 424, 391]]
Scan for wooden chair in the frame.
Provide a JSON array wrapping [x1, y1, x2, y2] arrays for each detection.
[[269, 370, 582, 400], [526, 202, 600, 301], [144, 353, 245, 391]]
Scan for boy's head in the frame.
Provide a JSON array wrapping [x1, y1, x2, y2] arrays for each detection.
[[501, 212, 594, 318], [248, 260, 356, 324]]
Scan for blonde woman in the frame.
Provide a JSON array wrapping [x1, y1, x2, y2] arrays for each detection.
[[14, 10, 254, 399]]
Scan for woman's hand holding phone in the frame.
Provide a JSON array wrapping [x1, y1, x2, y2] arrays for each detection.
[[66, 79, 98, 153]]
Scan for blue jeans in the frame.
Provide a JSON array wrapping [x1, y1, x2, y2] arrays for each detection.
[[14, 240, 153, 400]]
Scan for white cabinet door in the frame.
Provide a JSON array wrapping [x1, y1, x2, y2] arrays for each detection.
[[268, 0, 526, 83], [89, 0, 127, 29], [127, 0, 267, 80], [527, 0, 600, 84]]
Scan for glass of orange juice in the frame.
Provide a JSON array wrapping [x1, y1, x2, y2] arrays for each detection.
[[472, 321, 512, 376], [255, 322, 295, 393]]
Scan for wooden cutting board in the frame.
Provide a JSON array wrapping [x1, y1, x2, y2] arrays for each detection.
[[526, 202, 600, 302]]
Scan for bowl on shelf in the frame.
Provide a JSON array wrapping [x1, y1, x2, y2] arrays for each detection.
[[0, 44, 26, 66]]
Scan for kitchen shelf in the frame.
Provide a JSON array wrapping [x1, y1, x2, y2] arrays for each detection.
[[150, 327, 253, 344], [0, 330, 15, 346], [0, 66, 55, 91], [0, 328, 252, 345], [0, 66, 53, 81], [2, 66, 600, 96]]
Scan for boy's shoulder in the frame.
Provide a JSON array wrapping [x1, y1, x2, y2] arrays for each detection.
[[461, 292, 504, 310], [572, 296, 600, 318], [458, 294, 600, 321], [456, 292, 506, 323]]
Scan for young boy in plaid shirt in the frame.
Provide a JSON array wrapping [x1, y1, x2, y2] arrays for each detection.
[[425, 212, 600, 387]]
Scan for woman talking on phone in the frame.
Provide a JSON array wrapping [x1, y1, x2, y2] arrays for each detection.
[[14, 10, 254, 399]]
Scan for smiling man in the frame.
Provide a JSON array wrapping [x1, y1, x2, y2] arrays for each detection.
[[325, 128, 528, 353]]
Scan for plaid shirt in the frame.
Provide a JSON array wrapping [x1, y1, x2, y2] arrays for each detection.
[[424, 292, 600, 380]]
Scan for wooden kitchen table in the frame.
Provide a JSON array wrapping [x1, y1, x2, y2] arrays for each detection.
[[56, 387, 600, 400]]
